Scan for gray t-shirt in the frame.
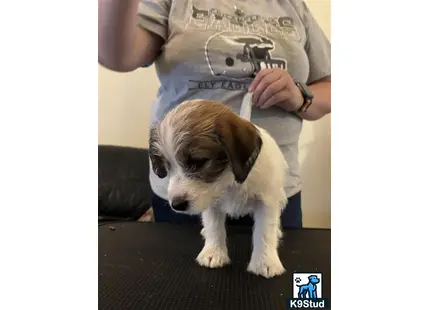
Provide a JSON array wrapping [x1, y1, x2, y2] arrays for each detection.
[[138, 0, 331, 200]]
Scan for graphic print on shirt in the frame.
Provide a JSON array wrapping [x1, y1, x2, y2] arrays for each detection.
[[205, 32, 286, 79], [186, 5, 299, 90]]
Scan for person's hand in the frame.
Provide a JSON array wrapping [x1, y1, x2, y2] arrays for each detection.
[[248, 68, 303, 111]]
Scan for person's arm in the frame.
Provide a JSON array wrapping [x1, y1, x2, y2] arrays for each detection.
[[250, 1, 331, 119], [294, 0, 331, 121], [98, 0, 166, 72], [296, 77, 331, 121]]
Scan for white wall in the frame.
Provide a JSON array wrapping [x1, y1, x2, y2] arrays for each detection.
[[98, 0, 331, 228]]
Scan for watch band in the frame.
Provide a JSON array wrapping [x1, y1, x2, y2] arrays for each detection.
[[295, 82, 313, 113], [297, 97, 313, 113]]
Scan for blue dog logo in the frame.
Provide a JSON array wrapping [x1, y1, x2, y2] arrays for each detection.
[[295, 275, 320, 299]]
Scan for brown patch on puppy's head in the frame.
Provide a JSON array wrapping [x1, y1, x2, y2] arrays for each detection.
[[168, 100, 231, 183]]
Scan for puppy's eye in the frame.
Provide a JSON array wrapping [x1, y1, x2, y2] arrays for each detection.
[[187, 157, 209, 170]]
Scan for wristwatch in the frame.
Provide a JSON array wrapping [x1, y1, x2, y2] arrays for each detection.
[[295, 82, 314, 113]]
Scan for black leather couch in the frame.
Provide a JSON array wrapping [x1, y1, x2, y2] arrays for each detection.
[[98, 145, 152, 223]]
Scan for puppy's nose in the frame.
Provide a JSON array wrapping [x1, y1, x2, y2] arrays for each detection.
[[171, 197, 189, 212]]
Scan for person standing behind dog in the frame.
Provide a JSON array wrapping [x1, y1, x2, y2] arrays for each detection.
[[98, 0, 331, 228]]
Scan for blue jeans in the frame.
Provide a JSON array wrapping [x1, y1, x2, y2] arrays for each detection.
[[150, 191, 303, 229]]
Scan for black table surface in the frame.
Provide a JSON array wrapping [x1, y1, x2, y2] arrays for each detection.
[[99, 222, 331, 310]]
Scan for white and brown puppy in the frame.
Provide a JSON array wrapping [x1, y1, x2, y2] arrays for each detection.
[[149, 99, 288, 278]]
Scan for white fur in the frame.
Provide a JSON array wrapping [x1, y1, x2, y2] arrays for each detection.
[[156, 102, 288, 278]]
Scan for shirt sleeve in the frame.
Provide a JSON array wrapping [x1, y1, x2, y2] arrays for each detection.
[[138, 0, 171, 41], [292, 0, 331, 84]]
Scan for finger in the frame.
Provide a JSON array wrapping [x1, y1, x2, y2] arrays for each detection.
[[260, 88, 290, 109], [253, 71, 282, 106], [256, 78, 287, 107], [248, 69, 273, 92]]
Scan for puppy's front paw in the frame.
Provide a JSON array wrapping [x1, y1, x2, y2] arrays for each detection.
[[247, 253, 285, 278], [196, 246, 230, 268]]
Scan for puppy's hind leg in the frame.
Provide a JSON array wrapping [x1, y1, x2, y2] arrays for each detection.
[[247, 200, 285, 278], [196, 206, 230, 268]]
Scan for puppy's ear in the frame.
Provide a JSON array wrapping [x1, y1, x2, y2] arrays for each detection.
[[149, 125, 168, 179], [214, 114, 262, 183]]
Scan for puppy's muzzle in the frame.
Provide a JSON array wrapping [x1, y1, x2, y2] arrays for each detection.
[[170, 196, 189, 212]]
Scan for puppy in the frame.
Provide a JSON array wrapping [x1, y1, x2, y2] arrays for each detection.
[[149, 99, 288, 278]]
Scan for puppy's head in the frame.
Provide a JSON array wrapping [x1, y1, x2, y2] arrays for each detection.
[[149, 100, 262, 214]]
